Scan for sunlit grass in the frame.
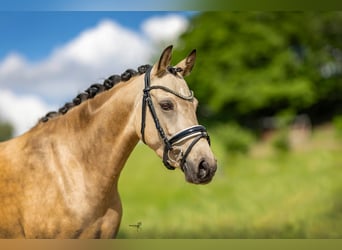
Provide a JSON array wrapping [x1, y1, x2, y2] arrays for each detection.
[[117, 126, 342, 238]]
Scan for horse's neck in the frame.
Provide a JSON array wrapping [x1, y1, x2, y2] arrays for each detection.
[[27, 78, 141, 202]]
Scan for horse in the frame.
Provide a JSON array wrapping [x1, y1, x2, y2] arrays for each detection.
[[0, 45, 217, 238]]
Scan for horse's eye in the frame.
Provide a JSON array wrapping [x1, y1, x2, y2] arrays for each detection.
[[159, 100, 174, 111]]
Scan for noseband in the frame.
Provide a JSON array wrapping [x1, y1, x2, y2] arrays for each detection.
[[141, 66, 210, 170]]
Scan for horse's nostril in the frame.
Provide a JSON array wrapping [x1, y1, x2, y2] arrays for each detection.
[[198, 160, 209, 179], [199, 160, 209, 169]]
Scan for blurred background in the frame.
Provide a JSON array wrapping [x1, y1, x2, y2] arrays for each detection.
[[1, 12, 342, 238]]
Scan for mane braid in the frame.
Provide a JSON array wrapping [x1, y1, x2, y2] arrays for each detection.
[[39, 64, 152, 123]]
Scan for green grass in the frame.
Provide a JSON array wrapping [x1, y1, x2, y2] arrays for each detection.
[[116, 125, 342, 238]]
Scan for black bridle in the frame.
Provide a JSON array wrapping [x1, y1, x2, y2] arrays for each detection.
[[141, 66, 210, 170]]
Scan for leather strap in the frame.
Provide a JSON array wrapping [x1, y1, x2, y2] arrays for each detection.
[[141, 66, 210, 170]]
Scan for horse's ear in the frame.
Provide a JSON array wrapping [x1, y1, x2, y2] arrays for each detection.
[[175, 49, 196, 77], [152, 45, 173, 77]]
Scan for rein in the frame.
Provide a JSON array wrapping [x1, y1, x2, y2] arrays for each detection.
[[141, 66, 210, 170]]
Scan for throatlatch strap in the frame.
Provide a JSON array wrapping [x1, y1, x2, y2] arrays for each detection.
[[141, 66, 152, 144], [141, 91, 148, 144], [141, 66, 172, 151]]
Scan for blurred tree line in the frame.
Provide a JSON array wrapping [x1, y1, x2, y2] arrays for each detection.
[[173, 12, 342, 152], [174, 12, 342, 129], [0, 119, 13, 142]]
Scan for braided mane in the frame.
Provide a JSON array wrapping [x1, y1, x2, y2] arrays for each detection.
[[39, 64, 152, 123]]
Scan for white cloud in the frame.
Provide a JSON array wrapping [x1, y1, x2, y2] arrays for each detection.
[[0, 89, 53, 136], [0, 14, 189, 137], [142, 14, 189, 44], [0, 19, 152, 105], [0, 53, 27, 75]]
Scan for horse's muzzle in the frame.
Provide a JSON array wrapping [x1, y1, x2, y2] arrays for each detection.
[[183, 158, 217, 184]]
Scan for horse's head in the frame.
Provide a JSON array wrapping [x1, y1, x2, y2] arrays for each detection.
[[137, 45, 217, 184]]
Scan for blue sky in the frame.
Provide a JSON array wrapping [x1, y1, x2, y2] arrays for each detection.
[[0, 11, 194, 135], [0, 0, 190, 11], [0, 11, 194, 61]]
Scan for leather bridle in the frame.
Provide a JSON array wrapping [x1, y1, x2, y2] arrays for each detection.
[[140, 66, 210, 170]]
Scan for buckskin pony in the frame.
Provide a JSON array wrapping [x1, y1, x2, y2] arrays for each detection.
[[0, 46, 217, 238]]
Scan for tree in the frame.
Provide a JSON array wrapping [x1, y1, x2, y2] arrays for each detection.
[[174, 12, 342, 128], [0, 120, 13, 142]]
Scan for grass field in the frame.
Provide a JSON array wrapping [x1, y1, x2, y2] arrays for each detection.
[[116, 125, 342, 238]]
